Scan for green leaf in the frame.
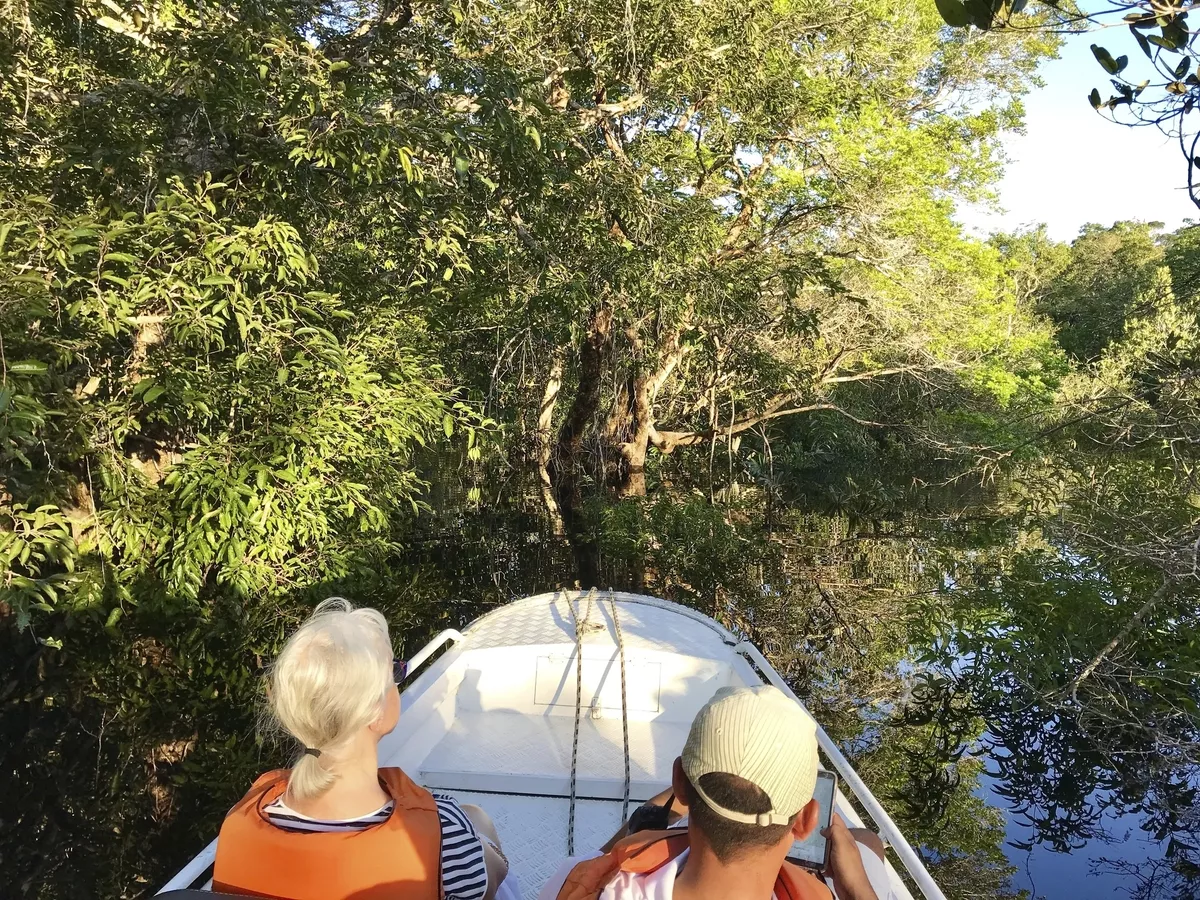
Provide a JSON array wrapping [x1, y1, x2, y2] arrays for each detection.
[[443, 414, 454, 438], [200, 274, 235, 286], [143, 384, 166, 403], [1175, 57, 1190, 79], [1131, 27, 1153, 59], [9, 360, 48, 374], [1114, 55, 1128, 74], [454, 157, 470, 177], [0, 221, 16, 253], [1091, 45, 1119, 75], [1162, 19, 1188, 50], [1089, 88, 1103, 109], [104, 252, 138, 264]]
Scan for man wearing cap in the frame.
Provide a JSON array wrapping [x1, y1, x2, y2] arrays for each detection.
[[537, 685, 892, 900]]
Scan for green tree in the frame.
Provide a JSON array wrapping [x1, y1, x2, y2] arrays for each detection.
[[0, 0, 544, 627], [1033, 221, 1164, 362], [438, 0, 1062, 518], [1163, 222, 1200, 302]]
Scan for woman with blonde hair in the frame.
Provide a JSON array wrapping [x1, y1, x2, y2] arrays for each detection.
[[212, 598, 512, 900]]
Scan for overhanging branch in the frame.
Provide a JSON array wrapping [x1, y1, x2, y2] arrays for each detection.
[[653, 402, 838, 452]]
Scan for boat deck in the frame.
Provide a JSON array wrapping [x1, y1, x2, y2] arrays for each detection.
[[420, 712, 687, 799]]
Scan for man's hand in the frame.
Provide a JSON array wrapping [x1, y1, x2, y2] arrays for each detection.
[[821, 814, 879, 900]]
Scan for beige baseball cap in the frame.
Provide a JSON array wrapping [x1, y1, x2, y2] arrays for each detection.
[[682, 684, 819, 826]]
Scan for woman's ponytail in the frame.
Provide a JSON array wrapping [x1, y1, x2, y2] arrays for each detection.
[[265, 597, 393, 801]]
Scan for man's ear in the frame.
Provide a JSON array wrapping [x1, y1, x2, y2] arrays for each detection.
[[671, 758, 690, 808], [790, 798, 820, 841]]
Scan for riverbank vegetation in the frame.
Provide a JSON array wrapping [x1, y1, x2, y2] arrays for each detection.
[[2, 1, 1198, 898]]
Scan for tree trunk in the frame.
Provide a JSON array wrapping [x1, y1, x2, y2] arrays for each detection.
[[552, 306, 613, 588], [614, 336, 690, 498], [617, 373, 652, 498], [537, 354, 565, 535], [555, 306, 612, 471]]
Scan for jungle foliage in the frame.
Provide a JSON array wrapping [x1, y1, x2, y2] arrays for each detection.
[[2, 1, 1199, 899]]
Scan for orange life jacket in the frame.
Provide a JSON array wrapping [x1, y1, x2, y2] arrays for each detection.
[[556, 828, 832, 900], [212, 766, 443, 900]]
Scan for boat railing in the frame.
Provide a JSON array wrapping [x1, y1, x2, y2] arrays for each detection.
[[157, 838, 218, 894], [404, 628, 465, 679]]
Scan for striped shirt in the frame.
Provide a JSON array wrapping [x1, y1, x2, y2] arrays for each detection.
[[264, 792, 488, 900]]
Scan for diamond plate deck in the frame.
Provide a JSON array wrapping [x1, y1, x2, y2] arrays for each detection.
[[461, 591, 737, 657], [441, 790, 627, 895]]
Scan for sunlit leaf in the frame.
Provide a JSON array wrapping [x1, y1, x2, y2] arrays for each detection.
[[9, 360, 48, 374]]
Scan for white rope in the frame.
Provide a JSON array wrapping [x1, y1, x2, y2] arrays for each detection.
[[566, 589, 595, 855], [610, 590, 631, 823]]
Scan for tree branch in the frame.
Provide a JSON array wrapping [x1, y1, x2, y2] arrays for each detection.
[[1067, 579, 1173, 705], [325, 0, 415, 59], [820, 365, 921, 384], [653, 402, 837, 451], [537, 354, 565, 535]]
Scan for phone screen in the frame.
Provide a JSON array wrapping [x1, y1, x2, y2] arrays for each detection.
[[786, 770, 837, 873]]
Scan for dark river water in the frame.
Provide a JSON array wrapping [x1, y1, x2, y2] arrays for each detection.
[[1, 495, 1194, 900]]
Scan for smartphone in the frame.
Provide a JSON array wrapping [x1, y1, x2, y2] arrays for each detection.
[[786, 770, 837, 874]]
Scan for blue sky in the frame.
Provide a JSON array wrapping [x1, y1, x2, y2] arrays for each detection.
[[956, 29, 1198, 241]]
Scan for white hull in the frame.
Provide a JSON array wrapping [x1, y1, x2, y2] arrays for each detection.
[[160, 591, 944, 900]]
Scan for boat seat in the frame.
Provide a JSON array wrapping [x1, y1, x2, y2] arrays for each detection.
[[419, 709, 687, 800]]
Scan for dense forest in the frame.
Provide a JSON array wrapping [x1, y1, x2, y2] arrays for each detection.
[[2, 1, 1199, 898]]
